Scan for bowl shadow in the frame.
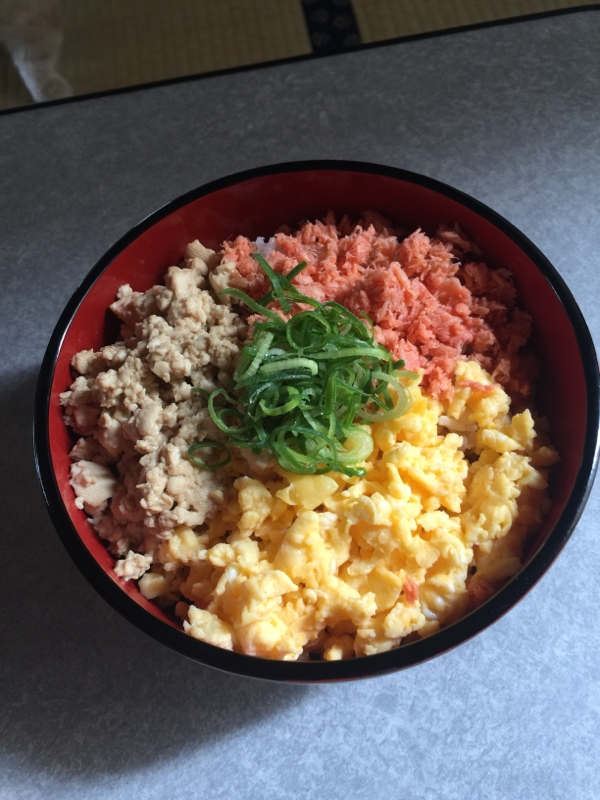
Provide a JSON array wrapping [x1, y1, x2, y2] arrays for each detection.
[[0, 370, 309, 779]]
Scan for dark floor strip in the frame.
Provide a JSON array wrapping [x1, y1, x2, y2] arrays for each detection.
[[300, 0, 362, 53]]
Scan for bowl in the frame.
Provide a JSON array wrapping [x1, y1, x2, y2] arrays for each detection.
[[34, 160, 600, 681]]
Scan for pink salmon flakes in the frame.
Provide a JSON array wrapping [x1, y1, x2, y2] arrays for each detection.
[[222, 211, 535, 402]]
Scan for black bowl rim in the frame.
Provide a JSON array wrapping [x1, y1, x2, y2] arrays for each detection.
[[34, 159, 600, 682]]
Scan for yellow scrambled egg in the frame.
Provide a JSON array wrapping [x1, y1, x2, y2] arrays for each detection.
[[139, 360, 558, 661]]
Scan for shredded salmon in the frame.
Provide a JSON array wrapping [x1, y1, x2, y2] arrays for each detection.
[[223, 211, 536, 401], [403, 577, 420, 605], [457, 380, 498, 395]]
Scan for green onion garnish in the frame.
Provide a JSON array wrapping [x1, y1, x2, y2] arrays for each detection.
[[188, 441, 232, 470], [188, 252, 415, 476]]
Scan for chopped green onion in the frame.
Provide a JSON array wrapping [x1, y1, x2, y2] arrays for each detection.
[[188, 441, 232, 470], [189, 251, 414, 476], [218, 287, 285, 325], [259, 358, 319, 376], [335, 426, 374, 465], [358, 371, 412, 422]]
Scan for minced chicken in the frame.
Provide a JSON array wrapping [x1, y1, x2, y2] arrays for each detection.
[[61, 240, 247, 571]]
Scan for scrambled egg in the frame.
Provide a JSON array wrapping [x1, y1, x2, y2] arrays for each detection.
[[139, 361, 559, 661]]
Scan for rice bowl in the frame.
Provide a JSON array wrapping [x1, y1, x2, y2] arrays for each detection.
[[34, 161, 600, 681]]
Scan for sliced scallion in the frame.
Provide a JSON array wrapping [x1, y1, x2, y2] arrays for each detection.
[[189, 251, 414, 476]]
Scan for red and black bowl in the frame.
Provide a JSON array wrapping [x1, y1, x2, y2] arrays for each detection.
[[34, 160, 600, 682]]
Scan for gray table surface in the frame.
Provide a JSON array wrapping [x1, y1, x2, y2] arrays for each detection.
[[1, 9, 599, 800]]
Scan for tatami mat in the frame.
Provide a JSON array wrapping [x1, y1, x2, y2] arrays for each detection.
[[0, 0, 594, 111], [353, 0, 591, 41]]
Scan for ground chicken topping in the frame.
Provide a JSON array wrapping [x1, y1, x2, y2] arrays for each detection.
[[62, 213, 558, 660], [61, 240, 248, 558]]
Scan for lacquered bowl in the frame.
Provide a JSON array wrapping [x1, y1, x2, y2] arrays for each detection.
[[34, 161, 600, 681]]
